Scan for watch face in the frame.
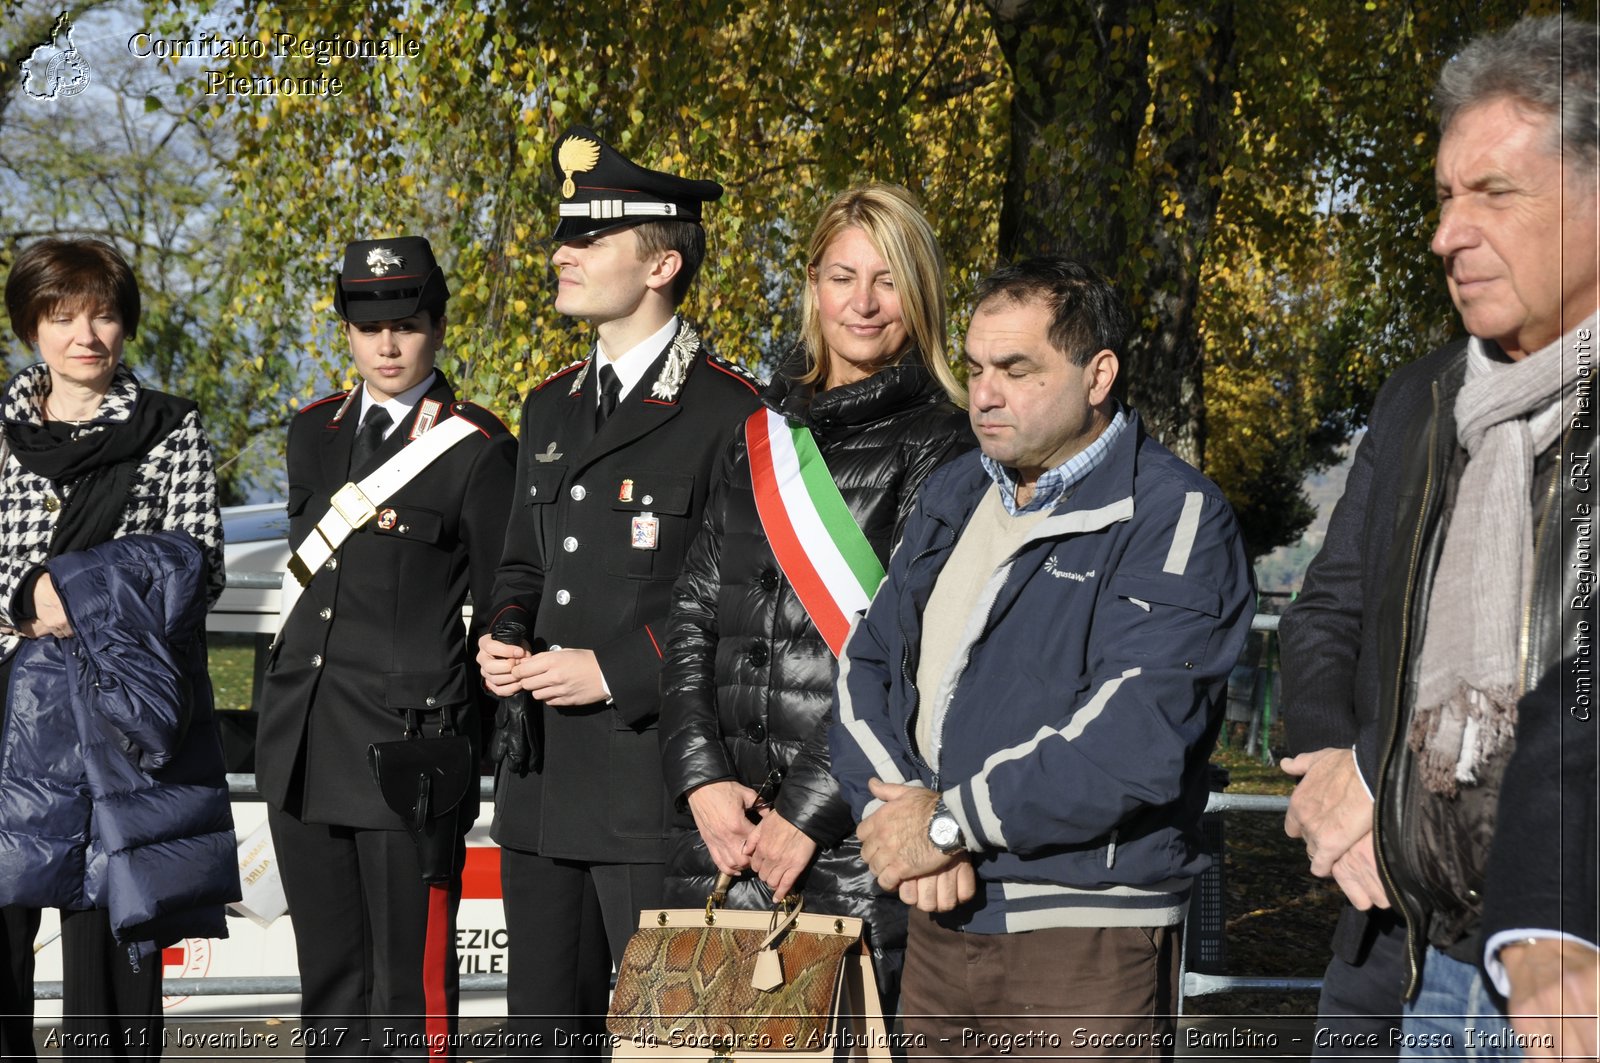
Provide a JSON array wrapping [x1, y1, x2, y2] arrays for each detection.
[[930, 813, 960, 850]]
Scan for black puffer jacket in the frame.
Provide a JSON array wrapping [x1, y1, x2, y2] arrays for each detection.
[[660, 352, 971, 1001]]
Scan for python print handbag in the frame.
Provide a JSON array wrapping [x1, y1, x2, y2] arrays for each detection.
[[607, 877, 890, 1061]]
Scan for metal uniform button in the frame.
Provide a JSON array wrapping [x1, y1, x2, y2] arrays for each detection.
[[324, 558, 338, 571], [310, 654, 323, 668], [563, 536, 579, 553], [425, 696, 437, 707], [642, 494, 653, 506], [555, 590, 571, 605], [570, 484, 586, 501], [318, 607, 332, 621], [529, 484, 539, 499]]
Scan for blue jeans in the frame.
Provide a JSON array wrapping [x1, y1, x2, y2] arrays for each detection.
[[1399, 947, 1523, 1059]]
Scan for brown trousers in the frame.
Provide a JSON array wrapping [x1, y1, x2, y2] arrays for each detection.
[[899, 913, 1180, 1059]]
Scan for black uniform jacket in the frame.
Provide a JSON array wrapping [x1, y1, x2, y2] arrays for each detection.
[[488, 322, 761, 863], [257, 372, 517, 829]]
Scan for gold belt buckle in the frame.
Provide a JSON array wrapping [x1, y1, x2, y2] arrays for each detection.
[[330, 482, 377, 528]]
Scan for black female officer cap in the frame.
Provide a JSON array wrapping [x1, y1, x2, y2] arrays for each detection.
[[333, 236, 449, 323], [552, 126, 724, 242]]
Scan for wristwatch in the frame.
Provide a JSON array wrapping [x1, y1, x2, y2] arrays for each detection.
[[927, 799, 966, 854]]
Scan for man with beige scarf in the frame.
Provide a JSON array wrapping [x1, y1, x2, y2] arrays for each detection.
[[1279, 14, 1597, 1061]]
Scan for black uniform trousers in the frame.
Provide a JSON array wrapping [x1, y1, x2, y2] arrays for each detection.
[[500, 847, 664, 1057], [268, 807, 465, 1060]]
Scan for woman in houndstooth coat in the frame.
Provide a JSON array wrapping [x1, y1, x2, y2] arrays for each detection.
[[0, 237, 226, 1062]]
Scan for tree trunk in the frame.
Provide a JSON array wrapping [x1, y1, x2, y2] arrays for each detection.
[[984, 0, 1236, 469]]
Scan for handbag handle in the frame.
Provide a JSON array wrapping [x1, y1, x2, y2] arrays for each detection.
[[756, 895, 805, 951], [705, 871, 733, 923], [702, 871, 804, 927]]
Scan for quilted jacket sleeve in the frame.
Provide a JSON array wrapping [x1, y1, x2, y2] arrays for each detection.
[[51, 530, 206, 772]]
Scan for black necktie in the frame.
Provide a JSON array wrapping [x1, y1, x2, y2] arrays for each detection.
[[350, 405, 392, 476], [596, 364, 621, 429]]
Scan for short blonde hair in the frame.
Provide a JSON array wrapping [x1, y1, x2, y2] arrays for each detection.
[[798, 184, 964, 406]]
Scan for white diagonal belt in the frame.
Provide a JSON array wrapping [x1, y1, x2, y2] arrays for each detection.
[[275, 413, 480, 641]]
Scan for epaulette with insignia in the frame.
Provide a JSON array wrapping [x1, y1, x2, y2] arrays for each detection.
[[707, 354, 762, 394], [446, 401, 512, 436], [534, 358, 589, 393]]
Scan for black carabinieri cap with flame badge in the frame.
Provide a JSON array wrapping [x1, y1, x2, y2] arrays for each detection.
[[551, 126, 724, 242], [334, 236, 449, 323]]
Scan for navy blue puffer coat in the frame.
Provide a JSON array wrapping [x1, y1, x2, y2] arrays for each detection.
[[0, 530, 238, 955]]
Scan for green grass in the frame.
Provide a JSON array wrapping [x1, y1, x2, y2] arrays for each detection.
[[207, 636, 259, 713], [1211, 742, 1296, 796], [1187, 722, 1339, 1015]]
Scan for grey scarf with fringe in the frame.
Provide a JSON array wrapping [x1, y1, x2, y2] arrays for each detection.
[[1407, 318, 1588, 796]]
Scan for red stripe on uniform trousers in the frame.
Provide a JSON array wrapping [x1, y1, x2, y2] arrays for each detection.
[[423, 883, 451, 1057], [644, 624, 662, 658]]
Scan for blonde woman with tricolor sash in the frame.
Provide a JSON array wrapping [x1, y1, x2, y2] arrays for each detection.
[[659, 184, 972, 1011]]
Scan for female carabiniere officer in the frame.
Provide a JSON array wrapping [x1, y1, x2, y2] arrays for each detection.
[[660, 184, 973, 1010], [0, 237, 234, 1062], [256, 236, 515, 1060]]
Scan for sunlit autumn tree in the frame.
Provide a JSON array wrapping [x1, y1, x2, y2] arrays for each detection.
[[176, 0, 1565, 552]]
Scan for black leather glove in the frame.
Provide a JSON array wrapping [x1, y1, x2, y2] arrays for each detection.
[[487, 618, 541, 775]]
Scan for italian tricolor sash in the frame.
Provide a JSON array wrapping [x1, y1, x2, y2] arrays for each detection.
[[746, 408, 886, 657]]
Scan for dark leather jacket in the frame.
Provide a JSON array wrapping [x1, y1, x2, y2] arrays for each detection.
[[1369, 343, 1591, 999]]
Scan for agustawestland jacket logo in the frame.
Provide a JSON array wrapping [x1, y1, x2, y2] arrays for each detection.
[[1044, 556, 1096, 583], [21, 11, 92, 102]]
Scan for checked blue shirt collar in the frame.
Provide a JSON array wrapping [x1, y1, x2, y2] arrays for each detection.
[[981, 405, 1129, 515]]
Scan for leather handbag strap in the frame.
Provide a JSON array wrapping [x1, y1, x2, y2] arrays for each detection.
[[276, 412, 479, 641], [756, 896, 805, 951]]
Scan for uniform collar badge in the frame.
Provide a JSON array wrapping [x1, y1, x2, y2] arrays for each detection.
[[409, 398, 442, 441], [567, 360, 591, 397], [330, 390, 359, 424], [649, 323, 698, 403]]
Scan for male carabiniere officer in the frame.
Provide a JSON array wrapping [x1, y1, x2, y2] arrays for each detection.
[[258, 236, 516, 1059], [477, 127, 760, 1052]]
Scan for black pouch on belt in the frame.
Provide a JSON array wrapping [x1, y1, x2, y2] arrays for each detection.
[[367, 708, 473, 883]]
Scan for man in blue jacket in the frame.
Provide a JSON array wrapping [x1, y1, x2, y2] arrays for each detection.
[[831, 258, 1254, 1055]]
